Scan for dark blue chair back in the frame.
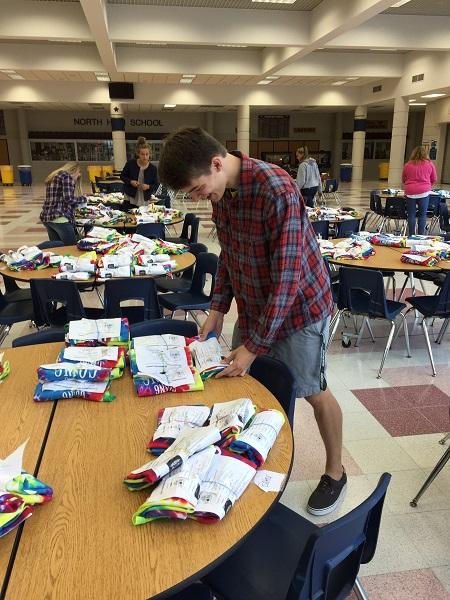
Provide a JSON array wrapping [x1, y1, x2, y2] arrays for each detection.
[[130, 318, 198, 339], [384, 197, 407, 219], [12, 328, 66, 347], [181, 243, 208, 281], [335, 219, 360, 238], [249, 355, 296, 426], [324, 178, 338, 193], [104, 278, 162, 323], [311, 220, 329, 239], [427, 194, 441, 217], [180, 213, 200, 244], [190, 252, 218, 298], [135, 223, 166, 240], [30, 279, 88, 327], [439, 202, 450, 231], [37, 240, 65, 250], [337, 267, 387, 319], [423, 272, 450, 317]]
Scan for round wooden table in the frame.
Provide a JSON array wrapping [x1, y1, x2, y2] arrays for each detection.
[[0, 246, 195, 284], [76, 215, 184, 230], [309, 212, 364, 225], [0, 343, 293, 600]]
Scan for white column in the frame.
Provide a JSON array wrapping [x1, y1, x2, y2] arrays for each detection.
[[237, 105, 250, 155], [333, 112, 343, 178], [351, 105, 367, 182], [423, 103, 445, 183], [17, 109, 31, 165], [206, 112, 215, 137], [110, 102, 127, 170], [388, 96, 409, 187]]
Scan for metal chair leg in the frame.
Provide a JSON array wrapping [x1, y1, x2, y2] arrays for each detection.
[[377, 321, 396, 378], [410, 445, 450, 507], [328, 310, 342, 349], [422, 317, 437, 376], [435, 317, 450, 344], [399, 312, 411, 357], [366, 319, 375, 343], [0, 325, 11, 347], [353, 576, 369, 600], [439, 433, 450, 445]]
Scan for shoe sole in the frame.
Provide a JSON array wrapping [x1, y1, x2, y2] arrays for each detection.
[[306, 483, 347, 516]]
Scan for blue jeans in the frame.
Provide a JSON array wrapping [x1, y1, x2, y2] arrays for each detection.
[[406, 195, 429, 236], [43, 221, 76, 245], [301, 186, 319, 208]]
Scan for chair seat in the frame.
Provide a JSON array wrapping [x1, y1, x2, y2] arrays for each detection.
[[346, 294, 405, 321], [166, 236, 189, 245], [0, 300, 34, 325], [385, 299, 407, 320], [158, 292, 211, 312], [204, 502, 316, 600], [405, 295, 442, 317], [4, 288, 32, 303], [156, 278, 191, 293]]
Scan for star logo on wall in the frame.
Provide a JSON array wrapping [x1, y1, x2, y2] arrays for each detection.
[[113, 106, 119, 113]]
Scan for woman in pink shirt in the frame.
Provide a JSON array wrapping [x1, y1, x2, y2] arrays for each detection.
[[402, 146, 437, 236]]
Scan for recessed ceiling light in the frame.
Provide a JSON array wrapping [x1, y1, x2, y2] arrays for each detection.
[[390, 0, 412, 7], [96, 76, 110, 81], [346, 77, 359, 81], [331, 81, 347, 86], [252, 0, 296, 3], [164, 104, 176, 108], [180, 78, 194, 84], [0, 69, 17, 74], [95, 72, 109, 77], [370, 48, 397, 51], [217, 44, 248, 48], [410, 102, 427, 106], [257, 80, 272, 85], [409, 99, 416, 102], [265, 76, 279, 80], [182, 75, 196, 79], [421, 93, 446, 98], [47, 38, 82, 43], [9, 74, 24, 80]]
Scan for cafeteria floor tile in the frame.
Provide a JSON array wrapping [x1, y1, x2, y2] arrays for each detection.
[[1, 180, 449, 598]]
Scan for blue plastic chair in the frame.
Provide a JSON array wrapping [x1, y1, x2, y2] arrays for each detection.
[[166, 213, 200, 245], [405, 272, 450, 376], [322, 178, 341, 206], [335, 218, 360, 238], [0, 288, 35, 346], [104, 278, 162, 324], [329, 267, 410, 378], [37, 240, 65, 250], [311, 220, 329, 239], [249, 355, 296, 426], [202, 473, 391, 600], [158, 253, 218, 328], [135, 222, 166, 240], [156, 243, 208, 294], [130, 318, 198, 339], [12, 327, 66, 347], [167, 582, 214, 600], [438, 202, 450, 235]]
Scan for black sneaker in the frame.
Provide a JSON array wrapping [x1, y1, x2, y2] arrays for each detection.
[[307, 469, 347, 516]]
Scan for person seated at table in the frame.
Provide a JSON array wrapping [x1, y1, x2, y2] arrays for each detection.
[[121, 136, 159, 207], [295, 146, 323, 208], [402, 145, 437, 236], [40, 162, 85, 245]]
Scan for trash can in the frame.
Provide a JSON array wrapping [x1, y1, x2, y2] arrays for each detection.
[[102, 165, 113, 178], [87, 165, 103, 183], [378, 162, 389, 180], [340, 163, 352, 182], [18, 165, 32, 186], [0, 165, 14, 186]]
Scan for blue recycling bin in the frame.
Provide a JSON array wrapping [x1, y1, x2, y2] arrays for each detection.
[[18, 165, 32, 186], [340, 163, 352, 182]]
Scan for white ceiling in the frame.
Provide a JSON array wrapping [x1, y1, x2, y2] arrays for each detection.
[[1, 0, 449, 112]]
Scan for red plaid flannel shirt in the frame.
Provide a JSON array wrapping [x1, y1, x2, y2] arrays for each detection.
[[211, 153, 333, 355]]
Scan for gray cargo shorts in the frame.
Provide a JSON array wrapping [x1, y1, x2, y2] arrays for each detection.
[[232, 317, 330, 398]]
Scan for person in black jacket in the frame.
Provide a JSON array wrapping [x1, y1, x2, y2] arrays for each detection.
[[120, 136, 159, 206]]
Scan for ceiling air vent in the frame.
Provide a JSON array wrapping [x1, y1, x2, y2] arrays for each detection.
[[372, 85, 383, 93], [412, 73, 424, 83]]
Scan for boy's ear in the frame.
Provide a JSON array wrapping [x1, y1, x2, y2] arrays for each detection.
[[211, 156, 223, 172]]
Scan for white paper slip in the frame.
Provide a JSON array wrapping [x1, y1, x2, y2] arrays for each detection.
[[253, 470, 286, 493], [0, 440, 28, 491], [42, 379, 109, 393], [235, 409, 285, 462], [153, 405, 211, 441], [62, 346, 119, 363], [133, 334, 187, 349], [87, 226, 114, 239], [189, 337, 224, 373], [209, 398, 256, 432], [133, 264, 166, 276]]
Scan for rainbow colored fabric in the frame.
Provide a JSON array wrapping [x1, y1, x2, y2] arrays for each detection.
[[0, 357, 10, 381], [33, 380, 114, 402], [65, 317, 130, 348], [56, 346, 126, 379], [146, 405, 211, 455], [37, 362, 112, 383]]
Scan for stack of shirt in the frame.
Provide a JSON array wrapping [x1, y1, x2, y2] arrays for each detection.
[[124, 425, 221, 491], [146, 404, 211, 455], [129, 334, 204, 397], [55, 251, 97, 281], [56, 345, 126, 379], [333, 238, 375, 260], [227, 409, 285, 468], [208, 398, 256, 445], [0, 352, 10, 381], [0, 472, 53, 538], [0, 245, 62, 271], [34, 361, 114, 402], [65, 317, 130, 348], [401, 253, 439, 267]]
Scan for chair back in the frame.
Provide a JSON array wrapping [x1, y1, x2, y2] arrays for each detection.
[[104, 278, 162, 323], [180, 213, 200, 244], [439, 202, 450, 231], [130, 318, 198, 339], [324, 178, 338, 193], [335, 219, 360, 238], [311, 220, 329, 239], [135, 223, 166, 240], [37, 240, 65, 250], [189, 252, 218, 299], [249, 355, 296, 426], [384, 197, 407, 219], [373, 193, 384, 217], [360, 211, 371, 232], [287, 473, 391, 600], [30, 279, 86, 327], [12, 328, 66, 347], [181, 243, 208, 281], [430, 272, 450, 318], [337, 267, 388, 319], [427, 194, 441, 217]]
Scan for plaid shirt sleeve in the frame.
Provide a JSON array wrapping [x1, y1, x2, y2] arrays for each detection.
[[61, 173, 81, 206], [244, 190, 304, 355]]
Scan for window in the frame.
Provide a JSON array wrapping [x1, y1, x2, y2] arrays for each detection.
[[77, 141, 113, 162], [30, 141, 76, 161], [258, 115, 289, 139]]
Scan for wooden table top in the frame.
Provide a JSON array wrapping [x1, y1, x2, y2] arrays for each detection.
[[329, 238, 450, 272], [0, 345, 55, 586], [1, 343, 293, 600], [0, 247, 195, 283]]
